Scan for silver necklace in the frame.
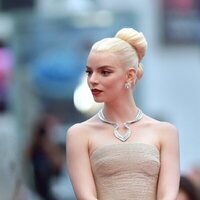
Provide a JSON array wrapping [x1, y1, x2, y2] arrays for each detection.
[[98, 108, 143, 142]]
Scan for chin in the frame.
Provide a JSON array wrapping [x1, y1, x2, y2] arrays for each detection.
[[93, 97, 104, 103], [93, 99, 104, 103]]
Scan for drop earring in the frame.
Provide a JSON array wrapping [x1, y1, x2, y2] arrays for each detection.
[[125, 82, 131, 89]]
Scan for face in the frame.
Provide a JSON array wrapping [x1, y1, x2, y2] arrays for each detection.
[[86, 51, 129, 103]]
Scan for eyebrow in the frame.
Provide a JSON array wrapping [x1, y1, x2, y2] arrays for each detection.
[[86, 65, 115, 70]]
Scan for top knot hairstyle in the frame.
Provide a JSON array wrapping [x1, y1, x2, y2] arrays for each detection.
[[90, 28, 148, 80], [115, 28, 147, 62]]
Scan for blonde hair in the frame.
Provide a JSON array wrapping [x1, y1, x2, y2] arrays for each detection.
[[90, 28, 147, 80]]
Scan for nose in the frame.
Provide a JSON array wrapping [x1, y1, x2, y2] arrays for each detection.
[[88, 72, 98, 85]]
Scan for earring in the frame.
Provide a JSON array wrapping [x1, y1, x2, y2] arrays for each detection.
[[125, 82, 131, 89]]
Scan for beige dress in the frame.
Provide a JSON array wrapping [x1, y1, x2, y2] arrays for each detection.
[[90, 143, 160, 200]]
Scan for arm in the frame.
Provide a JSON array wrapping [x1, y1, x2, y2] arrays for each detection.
[[157, 123, 180, 200], [66, 124, 98, 200]]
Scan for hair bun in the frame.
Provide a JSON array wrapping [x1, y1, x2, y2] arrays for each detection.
[[115, 28, 147, 62]]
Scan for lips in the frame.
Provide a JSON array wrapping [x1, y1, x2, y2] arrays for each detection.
[[91, 89, 102, 95]]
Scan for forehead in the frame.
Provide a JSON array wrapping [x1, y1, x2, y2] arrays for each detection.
[[87, 51, 123, 69]]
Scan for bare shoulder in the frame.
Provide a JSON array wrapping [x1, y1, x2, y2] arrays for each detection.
[[156, 120, 178, 139], [67, 122, 86, 136], [157, 121, 179, 146], [66, 116, 98, 143], [145, 114, 177, 132], [144, 115, 179, 144]]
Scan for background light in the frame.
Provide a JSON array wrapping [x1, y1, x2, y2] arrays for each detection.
[[73, 74, 102, 115]]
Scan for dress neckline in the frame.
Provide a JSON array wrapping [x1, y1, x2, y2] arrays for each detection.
[[90, 142, 160, 159]]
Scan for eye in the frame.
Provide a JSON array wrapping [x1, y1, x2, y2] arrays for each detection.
[[101, 70, 111, 76], [85, 69, 92, 76]]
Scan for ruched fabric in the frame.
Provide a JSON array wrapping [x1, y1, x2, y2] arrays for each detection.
[[90, 143, 160, 200]]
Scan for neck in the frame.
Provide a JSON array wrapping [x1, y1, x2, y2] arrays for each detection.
[[102, 95, 138, 125]]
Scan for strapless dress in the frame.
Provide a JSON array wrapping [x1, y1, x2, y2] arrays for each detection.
[[90, 143, 160, 200]]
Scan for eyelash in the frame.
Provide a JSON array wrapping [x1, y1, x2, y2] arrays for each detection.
[[85, 70, 112, 76], [85, 70, 92, 76], [101, 70, 111, 76]]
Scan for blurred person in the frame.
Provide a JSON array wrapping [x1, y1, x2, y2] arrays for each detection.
[[177, 175, 198, 200], [0, 42, 18, 200], [0, 109, 18, 200], [13, 179, 42, 200], [187, 165, 200, 199], [67, 27, 180, 199], [0, 40, 14, 112], [27, 114, 65, 200]]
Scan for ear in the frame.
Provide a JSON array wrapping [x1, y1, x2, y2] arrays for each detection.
[[126, 68, 137, 84]]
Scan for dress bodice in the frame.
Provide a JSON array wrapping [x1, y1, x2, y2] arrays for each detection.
[[90, 143, 160, 200]]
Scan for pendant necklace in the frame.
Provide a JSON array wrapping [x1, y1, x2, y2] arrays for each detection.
[[98, 108, 143, 142]]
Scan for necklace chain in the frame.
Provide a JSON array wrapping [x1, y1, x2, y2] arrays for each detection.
[[98, 108, 143, 142]]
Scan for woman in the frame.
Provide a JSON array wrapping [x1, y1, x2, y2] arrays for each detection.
[[66, 28, 180, 200]]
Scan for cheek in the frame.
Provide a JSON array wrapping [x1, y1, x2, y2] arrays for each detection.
[[104, 73, 125, 87], [104, 77, 125, 91]]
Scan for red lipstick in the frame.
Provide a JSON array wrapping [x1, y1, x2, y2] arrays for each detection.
[[91, 89, 102, 96]]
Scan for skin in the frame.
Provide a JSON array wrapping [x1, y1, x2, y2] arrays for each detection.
[[66, 51, 180, 200]]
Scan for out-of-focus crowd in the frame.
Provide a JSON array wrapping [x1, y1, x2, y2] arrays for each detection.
[[178, 169, 200, 200]]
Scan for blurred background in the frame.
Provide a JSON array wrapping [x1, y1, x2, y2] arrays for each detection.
[[0, 0, 200, 199]]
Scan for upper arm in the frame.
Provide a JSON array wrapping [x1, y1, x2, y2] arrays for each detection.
[[157, 123, 180, 200], [66, 124, 97, 200]]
